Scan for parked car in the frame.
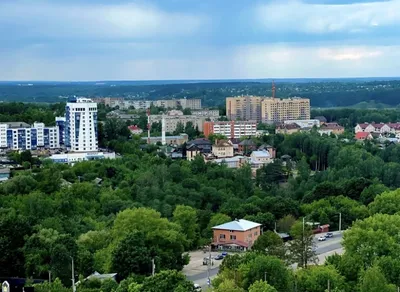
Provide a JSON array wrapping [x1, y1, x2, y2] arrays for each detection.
[[203, 257, 211, 265], [221, 252, 228, 257], [194, 283, 202, 291], [318, 236, 326, 241], [325, 232, 333, 238], [214, 254, 224, 260]]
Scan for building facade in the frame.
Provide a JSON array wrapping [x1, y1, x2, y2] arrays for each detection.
[[150, 114, 209, 132], [0, 122, 59, 150], [154, 98, 202, 110], [65, 98, 98, 152], [226, 96, 310, 123], [226, 96, 263, 121], [203, 121, 257, 139], [191, 109, 220, 118], [284, 119, 320, 128], [212, 140, 234, 158], [212, 219, 262, 251], [261, 97, 310, 123]]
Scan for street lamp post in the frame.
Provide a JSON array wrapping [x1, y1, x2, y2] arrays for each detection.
[[339, 212, 342, 232]]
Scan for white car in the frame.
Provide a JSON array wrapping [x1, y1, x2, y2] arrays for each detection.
[[318, 236, 326, 241], [194, 284, 202, 291]]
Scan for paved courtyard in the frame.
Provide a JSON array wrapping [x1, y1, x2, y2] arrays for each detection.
[[183, 250, 224, 277]]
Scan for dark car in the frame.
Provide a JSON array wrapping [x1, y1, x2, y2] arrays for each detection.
[[325, 232, 334, 238], [214, 254, 224, 260], [221, 252, 228, 257]]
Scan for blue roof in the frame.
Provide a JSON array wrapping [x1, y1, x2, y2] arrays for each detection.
[[251, 150, 271, 158], [212, 219, 261, 231]]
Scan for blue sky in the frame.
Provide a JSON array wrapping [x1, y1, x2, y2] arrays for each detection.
[[0, 0, 399, 80]]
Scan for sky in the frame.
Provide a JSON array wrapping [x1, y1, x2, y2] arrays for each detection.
[[0, 0, 400, 81]]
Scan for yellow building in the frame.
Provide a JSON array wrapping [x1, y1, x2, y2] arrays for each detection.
[[226, 96, 310, 123], [226, 96, 263, 122], [261, 98, 310, 123], [212, 140, 234, 158]]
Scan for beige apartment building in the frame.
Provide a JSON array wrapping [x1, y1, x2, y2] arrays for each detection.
[[226, 96, 310, 123], [261, 97, 310, 123], [226, 96, 263, 122]]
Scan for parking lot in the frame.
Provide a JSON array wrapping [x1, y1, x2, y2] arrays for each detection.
[[183, 250, 225, 277]]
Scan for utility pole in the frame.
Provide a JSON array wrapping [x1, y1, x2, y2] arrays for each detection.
[[207, 239, 212, 287], [48, 270, 51, 283], [264, 272, 267, 282], [339, 212, 342, 232], [303, 217, 306, 268], [71, 257, 76, 292], [151, 258, 155, 276], [327, 279, 331, 292]]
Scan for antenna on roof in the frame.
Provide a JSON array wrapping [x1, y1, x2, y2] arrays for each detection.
[[272, 80, 276, 99]]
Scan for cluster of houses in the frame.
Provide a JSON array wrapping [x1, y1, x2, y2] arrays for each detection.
[[354, 122, 400, 142], [185, 138, 276, 175], [276, 118, 345, 136]]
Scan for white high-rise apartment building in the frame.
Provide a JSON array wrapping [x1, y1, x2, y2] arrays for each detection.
[[65, 98, 98, 152]]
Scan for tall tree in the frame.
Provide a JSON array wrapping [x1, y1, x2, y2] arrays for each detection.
[[288, 221, 317, 268], [173, 205, 199, 250]]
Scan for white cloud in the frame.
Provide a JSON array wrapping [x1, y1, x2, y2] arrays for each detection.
[[0, 1, 206, 39], [255, 0, 400, 34]]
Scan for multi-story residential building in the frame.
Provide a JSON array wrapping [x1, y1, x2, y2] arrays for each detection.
[[150, 113, 212, 133], [212, 219, 262, 251], [261, 97, 310, 123], [191, 109, 220, 118], [0, 122, 59, 150], [154, 98, 202, 110], [226, 96, 263, 121], [124, 100, 153, 110], [56, 117, 66, 146], [226, 96, 310, 123], [91, 97, 124, 107], [203, 121, 257, 139], [141, 133, 188, 145], [212, 140, 234, 158], [65, 98, 98, 152]]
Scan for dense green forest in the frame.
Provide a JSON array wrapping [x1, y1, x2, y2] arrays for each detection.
[[3, 104, 400, 291], [3, 126, 400, 291], [1, 79, 400, 107]]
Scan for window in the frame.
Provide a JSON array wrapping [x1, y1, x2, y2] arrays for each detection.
[[230, 235, 236, 240], [229, 230, 234, 233], [219, 234, 225, 239], [254, 231, 258, 236]]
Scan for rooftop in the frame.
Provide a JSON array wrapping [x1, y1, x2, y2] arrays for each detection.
[[214, 140, 233, 147], [212, 219, 261, 231], [251, 150, 271, 158], [1, 122, 31, 129]]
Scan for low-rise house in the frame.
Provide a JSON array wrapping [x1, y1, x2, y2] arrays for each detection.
[[213, 156, 247, 169], [187, 138, 212, 154], [355, 122, 392, 134], [276, 123, 301, 135], [229, 138, 241, 152], [128, 125, 143, 135], [250, 150, 272, 170], [284, 119, 320, 128], [314, 116, 327, 124], [0, 168, 10, 182], [355, 132, 373, 141], [212, 140, 234, 158], [212, 219, 262, 251], [186, 144, 201, 161], [238, 139, 257, 153], [318, 123, 345, 135], [258, 144, 276, 158]]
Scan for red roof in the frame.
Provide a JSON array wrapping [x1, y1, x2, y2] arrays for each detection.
[[357, 123, 370, 129], [355, 132, 371, 140], [128, 125, 141, 131]]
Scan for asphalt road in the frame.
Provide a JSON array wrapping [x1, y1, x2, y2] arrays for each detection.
[[186, 231, 344, 287]]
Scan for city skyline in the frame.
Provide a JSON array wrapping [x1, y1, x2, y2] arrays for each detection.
[[1, 0, 400, 80]]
